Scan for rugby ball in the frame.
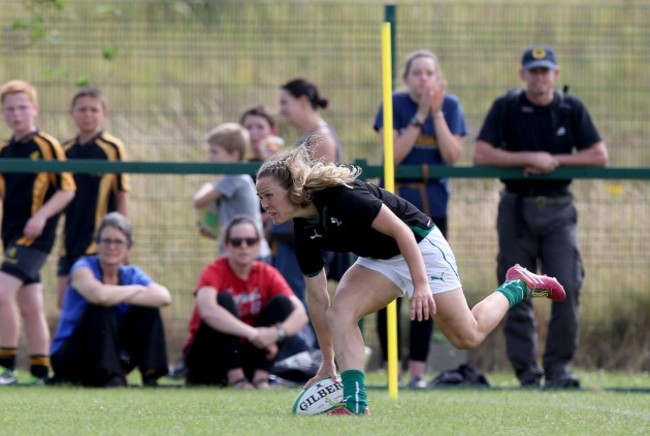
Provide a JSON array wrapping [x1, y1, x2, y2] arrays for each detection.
[[291, 376, 344, 415]]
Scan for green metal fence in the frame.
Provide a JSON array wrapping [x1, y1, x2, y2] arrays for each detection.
[[1, 0, 650, 372]]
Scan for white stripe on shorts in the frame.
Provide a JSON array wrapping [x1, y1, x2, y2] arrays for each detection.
[[354, 226, 461, 298]]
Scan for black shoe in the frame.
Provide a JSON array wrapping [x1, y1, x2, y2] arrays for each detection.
[[544, 367, 580, 389], [166, 361, 187, 380], [106, 374, 127, 388], [142, 376, 159, 387], [544, 374, 580, 389], [517, 367, 543, 388]]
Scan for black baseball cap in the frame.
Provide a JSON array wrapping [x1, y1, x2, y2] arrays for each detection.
[[521, 45, 557, 70]]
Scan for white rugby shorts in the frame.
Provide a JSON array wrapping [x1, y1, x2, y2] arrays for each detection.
[[355, 226, 461, 298]]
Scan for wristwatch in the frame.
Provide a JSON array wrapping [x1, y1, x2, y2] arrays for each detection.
[[410, 114, 425, 128], [276, 325, 287, 342]]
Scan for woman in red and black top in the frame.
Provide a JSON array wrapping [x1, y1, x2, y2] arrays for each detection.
[[183, 215, 309, 388]]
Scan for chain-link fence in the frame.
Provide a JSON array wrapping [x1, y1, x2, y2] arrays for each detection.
[[1, 0, 649, 371]]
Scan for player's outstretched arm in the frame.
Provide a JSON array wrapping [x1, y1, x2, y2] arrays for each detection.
[[304, 270, 337, 386]]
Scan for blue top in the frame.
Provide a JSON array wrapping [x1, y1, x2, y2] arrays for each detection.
[[373, 92, 467, 217], [50, 255, 153, 354]]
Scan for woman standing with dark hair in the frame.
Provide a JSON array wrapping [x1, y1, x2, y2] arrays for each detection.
[[279, 78, 351, 286], [279, 78, 342, 163]]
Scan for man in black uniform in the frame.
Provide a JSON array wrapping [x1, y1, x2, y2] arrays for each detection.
[[474, 45, 608, 388]]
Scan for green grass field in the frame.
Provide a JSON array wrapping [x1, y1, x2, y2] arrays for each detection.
[[1, 371, 649, 435]]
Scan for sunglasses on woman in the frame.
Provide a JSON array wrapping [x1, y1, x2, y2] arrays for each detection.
[[228, 237, 259, 247]]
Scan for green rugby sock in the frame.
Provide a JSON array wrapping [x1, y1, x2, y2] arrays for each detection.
[[496, 279, 527, 307], [340, 369, 368, 415]]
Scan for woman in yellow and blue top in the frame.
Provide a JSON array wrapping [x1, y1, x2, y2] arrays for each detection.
[[372, 49, 467, 388]]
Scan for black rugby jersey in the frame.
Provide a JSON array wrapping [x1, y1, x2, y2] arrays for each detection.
[[60, 131, 130, 257], [0, 131, 76, 252], [477, 91, 601, 194], [294, 179, 433, 276]]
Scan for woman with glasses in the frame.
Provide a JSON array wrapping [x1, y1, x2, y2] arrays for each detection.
[[50, 212, 171, 387], [183, 215, 309, 388]]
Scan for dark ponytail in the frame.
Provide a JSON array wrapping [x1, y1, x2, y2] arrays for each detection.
[[281, 78, 328, 110]]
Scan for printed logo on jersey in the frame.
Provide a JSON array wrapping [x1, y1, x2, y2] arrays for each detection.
[[556, 126, 566, 136], [232, 287, 262, 316], [310, 229, 323, 240], [430, 272, 445, 282], [330, 217, 342, 227]]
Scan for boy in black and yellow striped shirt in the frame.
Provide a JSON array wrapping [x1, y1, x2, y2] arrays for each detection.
[[56, 87, 130, 308], [0, 79, 76, 385]]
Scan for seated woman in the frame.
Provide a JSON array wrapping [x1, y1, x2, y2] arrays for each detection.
[[50, 212, 171, 387], [183, 214, 309, 389]]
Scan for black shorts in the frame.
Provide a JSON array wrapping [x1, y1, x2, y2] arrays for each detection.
[[1, 243, 49, 285], [57, 254, 85, 277]]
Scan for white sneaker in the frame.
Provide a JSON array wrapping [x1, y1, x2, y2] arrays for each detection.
[[408, 376, 427, 389], [0, 367, 18, 386]]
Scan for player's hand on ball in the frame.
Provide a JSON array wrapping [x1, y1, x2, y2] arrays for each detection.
[[304, 360, 338, 388], [292, 375, 344, 415]]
